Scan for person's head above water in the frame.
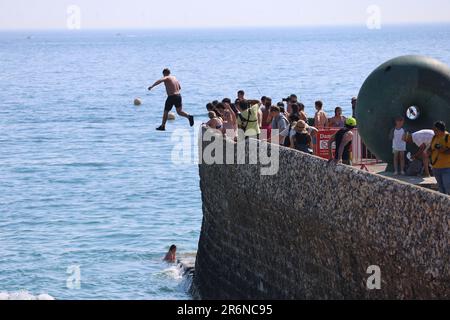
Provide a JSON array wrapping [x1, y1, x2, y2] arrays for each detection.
[[163, 68, 171, 76], [164, 244, 177, 263]]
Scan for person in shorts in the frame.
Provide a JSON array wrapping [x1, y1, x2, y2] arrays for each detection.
[[148, 68, 194, 131]]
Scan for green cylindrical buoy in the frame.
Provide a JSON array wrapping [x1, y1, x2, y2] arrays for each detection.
[[356, 55, 450, 169]]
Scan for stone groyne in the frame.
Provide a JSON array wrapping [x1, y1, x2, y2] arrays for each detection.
[[193, 134, 450, 299]]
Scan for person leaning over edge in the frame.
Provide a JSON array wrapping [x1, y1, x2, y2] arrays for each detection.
[[148, 68, 194, 131], [430, 121, 450, 195], [328, 117, 357, 165]]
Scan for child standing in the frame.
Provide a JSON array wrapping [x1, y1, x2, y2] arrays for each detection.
[[390, 116, 407, 175]]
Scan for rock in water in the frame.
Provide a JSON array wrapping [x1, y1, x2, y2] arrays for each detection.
[[168, 112, 176, 120], [134, 98, 142, 106]]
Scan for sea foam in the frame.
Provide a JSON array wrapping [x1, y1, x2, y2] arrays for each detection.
[[0, 291, 55, 300]]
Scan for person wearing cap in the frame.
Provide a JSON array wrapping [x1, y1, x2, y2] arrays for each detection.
[[430, 121, 450, 195], [328, 117, 357, 165]]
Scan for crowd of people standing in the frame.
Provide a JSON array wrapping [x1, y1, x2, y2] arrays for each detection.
[[203, 90, 450, 195]]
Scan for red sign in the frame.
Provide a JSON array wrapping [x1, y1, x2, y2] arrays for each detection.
[[315, 129, 340, 160]]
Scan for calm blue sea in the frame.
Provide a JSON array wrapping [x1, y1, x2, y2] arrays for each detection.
[[1, 25, 450, 300]]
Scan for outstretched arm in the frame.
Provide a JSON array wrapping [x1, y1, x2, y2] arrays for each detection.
[[148, 77, 166, 91]]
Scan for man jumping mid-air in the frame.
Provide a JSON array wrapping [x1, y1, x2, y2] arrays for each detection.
[[148, 68, 194, 131]]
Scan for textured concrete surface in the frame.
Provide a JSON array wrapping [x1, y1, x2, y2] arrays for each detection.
[[366, 163, 438, 191], [193, 134, 450, 300]]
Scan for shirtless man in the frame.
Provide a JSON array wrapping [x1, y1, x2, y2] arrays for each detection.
[[148, 68, 194, 131], [314, 100, 328, 128]]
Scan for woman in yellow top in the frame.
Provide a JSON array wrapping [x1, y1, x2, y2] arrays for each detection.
[[431, 121, 450, 195]]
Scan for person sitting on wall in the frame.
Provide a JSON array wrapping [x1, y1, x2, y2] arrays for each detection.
[[430, 121, 450, 195], [164, 245, 177, 263], [404, 129, 435, 177], [328, 107, 346, 128], [328, 117, 357, 165]]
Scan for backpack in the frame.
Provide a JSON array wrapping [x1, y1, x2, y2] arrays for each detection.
[[431, 134, 449, 166]]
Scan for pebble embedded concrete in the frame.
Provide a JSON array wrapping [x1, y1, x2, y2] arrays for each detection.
[[193, 136, 450, 299]]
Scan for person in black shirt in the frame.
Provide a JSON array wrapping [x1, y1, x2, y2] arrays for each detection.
[[328, 117, 357, 165]]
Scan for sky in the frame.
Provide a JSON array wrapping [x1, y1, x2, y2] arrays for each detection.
[[0, 0, 450, 30]]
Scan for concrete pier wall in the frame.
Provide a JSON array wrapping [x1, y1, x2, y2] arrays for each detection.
[[193, 134, 450, 299]]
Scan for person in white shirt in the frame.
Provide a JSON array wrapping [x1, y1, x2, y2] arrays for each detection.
[[404, 129, 435, 177], [389, 117, 407, 175]]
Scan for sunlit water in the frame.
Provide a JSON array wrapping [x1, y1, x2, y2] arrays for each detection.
[[1, 25, 449, 299]]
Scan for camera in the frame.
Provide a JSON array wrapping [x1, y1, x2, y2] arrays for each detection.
[[282, 97, 290, 103]]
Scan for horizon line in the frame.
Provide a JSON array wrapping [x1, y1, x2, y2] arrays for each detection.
[[1, 21, 449, 32]]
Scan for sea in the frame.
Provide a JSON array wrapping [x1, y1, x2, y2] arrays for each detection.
[[1, 24, 449, 300]]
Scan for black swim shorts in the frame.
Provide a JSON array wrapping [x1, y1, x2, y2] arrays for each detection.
[[165, 94, 182, 112]]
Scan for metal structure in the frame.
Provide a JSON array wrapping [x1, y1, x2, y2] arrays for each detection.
[[356, 55, 450, 167]]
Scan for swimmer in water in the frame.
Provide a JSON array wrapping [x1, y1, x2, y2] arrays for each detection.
[[148, 68, 194, 131], [163, 245, 177, 263]]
